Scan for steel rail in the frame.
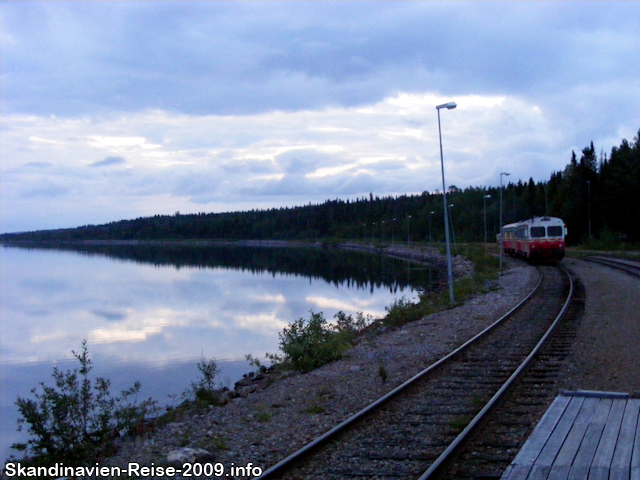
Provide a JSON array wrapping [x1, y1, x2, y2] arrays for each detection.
[[576, 255, 640, 278], [254, 268, 544, 480], [417, 264, 574, 480]]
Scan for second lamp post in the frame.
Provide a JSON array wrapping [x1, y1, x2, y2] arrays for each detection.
[[436, 101, 457, 305]]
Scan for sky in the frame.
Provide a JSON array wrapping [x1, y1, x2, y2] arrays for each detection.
[[1, 1, 639, 234]]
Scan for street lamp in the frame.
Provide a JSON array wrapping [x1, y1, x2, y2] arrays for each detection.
[[392, 217, 396, 246], [587, 180, 592, 241], [499, 172, 510, 270], [483, 194, 491, 253], [429, 211, 434, 245], [436, 101, 457, 305], [449, 203, 457, 254], [407, 215, 412, 246]]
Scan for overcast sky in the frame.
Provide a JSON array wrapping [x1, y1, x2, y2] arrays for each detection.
[[2, 1, 639, 233]]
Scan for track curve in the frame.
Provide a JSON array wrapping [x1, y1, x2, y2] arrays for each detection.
[[254, 265, 573, 480]]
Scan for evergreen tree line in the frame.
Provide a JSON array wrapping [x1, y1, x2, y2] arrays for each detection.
[[2, 131, 639, 246]]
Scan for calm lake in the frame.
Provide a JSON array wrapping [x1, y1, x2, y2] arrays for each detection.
[[0, 243, 440, 461]]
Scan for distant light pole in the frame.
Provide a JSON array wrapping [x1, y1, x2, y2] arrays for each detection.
[[381, 220, 385, 245], [371, 222, 375, 246], [483, 194, 491, 253], [362, 223, 367, 245], [587, 180, 592, 241], [448, 204, 457, 254], [407, 215, 412, 246], [429, 211, 435, 245], [499, 172, 510, 270], [436, 101, 457, 305], [392, 218, 396, 246]]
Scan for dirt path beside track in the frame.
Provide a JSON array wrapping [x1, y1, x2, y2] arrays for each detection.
[[558, 257, 640, 393]]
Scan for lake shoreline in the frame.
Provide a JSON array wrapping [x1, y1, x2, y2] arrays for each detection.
[[1, 238, 469, 275], [2, 241, 449, 467]]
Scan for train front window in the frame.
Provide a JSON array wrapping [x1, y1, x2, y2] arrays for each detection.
[[530, 227, 546, 238], [547, 226, 563, 237]]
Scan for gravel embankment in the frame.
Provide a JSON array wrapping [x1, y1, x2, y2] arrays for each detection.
[[556, 257, 640, 394]]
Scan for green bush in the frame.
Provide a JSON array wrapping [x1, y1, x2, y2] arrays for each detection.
[[12, 340, 157, 466], [278, 311, 349, 373], [333, 310, 372, 343], [185, 352, 225, 406], [384, 296, 425, 328], [380, 245, 500, 329]]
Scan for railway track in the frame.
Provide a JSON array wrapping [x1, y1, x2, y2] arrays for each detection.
[[576, 255, 640, 277], [440, 269, 585, 479], [255, 265, 573, 480]]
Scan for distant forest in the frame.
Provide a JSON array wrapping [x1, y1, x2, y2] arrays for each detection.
[[2, 131, 639, 246]]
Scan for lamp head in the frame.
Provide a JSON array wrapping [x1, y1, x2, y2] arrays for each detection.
[[436, 102, 457, 110]]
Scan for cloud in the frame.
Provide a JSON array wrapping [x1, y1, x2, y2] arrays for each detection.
[[19, 182, 71, 199], [2, 2, 638, 117], [90, 156, 127, 168], [2, 85, 638, 234], [1, 2, 639, 232], [22, 161, 53, 168]]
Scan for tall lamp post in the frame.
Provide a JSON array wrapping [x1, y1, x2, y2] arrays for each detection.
[[429, 211, 434, 245], [449, 203, 457, 254], [499, 172, 510, 270], [483, 194, 491, 253], [392, 217, 396, 246], [587, 180, 592, 241], [436, 101, 457, 305], [407, 215, 412, 246]]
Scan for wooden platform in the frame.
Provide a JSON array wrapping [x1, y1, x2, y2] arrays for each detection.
[[501, 391, 640, 480]]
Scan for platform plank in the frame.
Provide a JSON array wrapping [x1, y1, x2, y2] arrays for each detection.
[[566, 399, 612, 480], [610, 398, 640, 479], [589, 397, 626, 479], [547, 396, 599, 480], [501, 391, 639, 480]]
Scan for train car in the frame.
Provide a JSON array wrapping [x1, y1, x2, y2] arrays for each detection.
[[501, 216, 567, 263]]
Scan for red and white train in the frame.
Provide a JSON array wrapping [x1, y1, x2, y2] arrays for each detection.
[[501, 216, 568, 263]]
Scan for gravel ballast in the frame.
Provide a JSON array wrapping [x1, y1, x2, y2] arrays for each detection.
[[557, 257, 640, 393]]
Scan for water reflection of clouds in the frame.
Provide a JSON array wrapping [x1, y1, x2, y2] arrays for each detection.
[[3, 247, 420, 367], [234, 312, 288, 334], [249, 293, 287, 304], [88, 308, 201, 344], [2, 246, 425, 461], [305, 295, 384, 317]]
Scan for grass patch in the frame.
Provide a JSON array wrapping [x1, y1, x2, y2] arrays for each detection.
[[252, 404, 271, 423], [257, 244, 499, 376], [301, 403, 327, 414], [380, 244, 500, 329]]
